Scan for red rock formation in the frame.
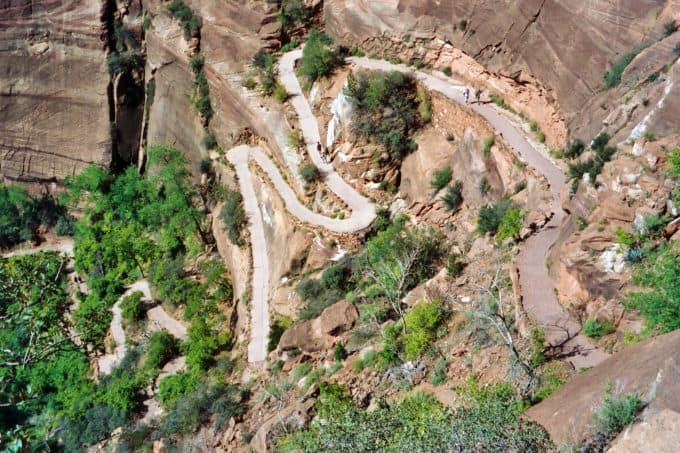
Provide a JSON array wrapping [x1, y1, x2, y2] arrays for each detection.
[[0, 0, 111, 180]]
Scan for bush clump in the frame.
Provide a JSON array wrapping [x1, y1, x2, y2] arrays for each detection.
[[299, 163, 320, 183], [582, 318, 615, 339], [592, 386, 642, 439], [403, 300, 444, 360], [495, 207, 523, 242], [220, 190, 247, 246], [481, 136, 495, 157], [603, 49, 641, 88], [345, 69, 424, 160], [477, 199, 511, 236], [120, 291, 145, 324], [167, 0, 201, 40], [145, 330, 180, 370], [441, 180, 463, 211], [430, 166, 453, 192]]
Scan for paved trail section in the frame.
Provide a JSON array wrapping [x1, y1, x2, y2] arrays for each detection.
[[348, 57, 606, 368], [227, 49, 377, 363]]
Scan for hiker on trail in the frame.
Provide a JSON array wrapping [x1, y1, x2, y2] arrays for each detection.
[[463, 87, 470, 104], [473, 87, 481, 104]]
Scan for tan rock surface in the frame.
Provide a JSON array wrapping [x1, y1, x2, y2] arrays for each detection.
[[526, 330, 680, 446], [325, 0, 676, 140], [0, 0, 111, 180]]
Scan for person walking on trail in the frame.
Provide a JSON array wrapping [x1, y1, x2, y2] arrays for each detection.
[[473, 87, 481, 104], [463, 87, 470, 104]]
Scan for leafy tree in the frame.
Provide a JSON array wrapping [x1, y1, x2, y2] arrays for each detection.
[[299, 29, 342, 83], [362, 221, 443, 329]]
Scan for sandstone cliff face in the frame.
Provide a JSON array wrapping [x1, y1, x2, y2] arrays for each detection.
[[325, 0, 676, 141], [0, 0, 111, 181]]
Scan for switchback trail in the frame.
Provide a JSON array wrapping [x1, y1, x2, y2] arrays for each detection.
[[227, 50, 605, 367]]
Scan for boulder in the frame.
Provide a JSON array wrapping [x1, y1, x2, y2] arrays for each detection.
[[526, 330, 680, 446], [278, 320, 324, 353], [251, 400, 314, 452], [318, 299, 358, 335]]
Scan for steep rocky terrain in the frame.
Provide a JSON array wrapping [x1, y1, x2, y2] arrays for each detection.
[[2, 0, 680, 451]]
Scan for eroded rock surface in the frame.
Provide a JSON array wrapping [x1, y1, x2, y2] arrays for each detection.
[[0, 0, 111, 180]]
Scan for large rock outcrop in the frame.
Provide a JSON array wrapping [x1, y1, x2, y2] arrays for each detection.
[[526, 330, 680, 446], [0, 0, 111, 181]]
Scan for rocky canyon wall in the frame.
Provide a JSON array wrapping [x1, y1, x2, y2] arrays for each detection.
[[325, 0, 675, 141], [0, 0, 112, 181]]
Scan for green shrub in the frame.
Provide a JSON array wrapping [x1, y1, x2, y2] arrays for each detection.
[[279, 381, 552, 451], [663, 20, 676, 37], [120, 291, 145, 323], [446, 253, 465, 278], [626, 242, 680, 333], [481, 136, 495, 157], [189, 54, 204, 74], [299, 163, 320, 183], [430, 166, 453, 192], [220, 190, 246, 246], [158, 371, 199, 408], [145, 330, 180, 370], [403, 300, 444, 360], [168, 0, 201, 40], [643, 130, 655, 142], [459, 19, 468, 30], [593, 387, 641, 436], [582, 318, 615, 339], [55, 214, 76, 236], [202, 131, 217, 150], [280, 38, 300, 53], [674, 41, 680, 54], [564, 139, 585, 159], [603, 49, 640, 88], [495, 207, 523, 242], [252, 49, 276, 69], [477, 199, 511, 235], [277, 0, 311, 30], [442, 67, 452, 77], [442, 180, 463, 211], [478, 177, 491, 195], [417, 85, 432, 123], [333, 342, 347, 361], [429, 358, 448, 385], [107, 51, 142, 75], [274, 83, 289, 102]]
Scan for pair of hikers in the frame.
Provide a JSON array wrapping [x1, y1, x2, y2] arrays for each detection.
[[463, 86, 481, 104]]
